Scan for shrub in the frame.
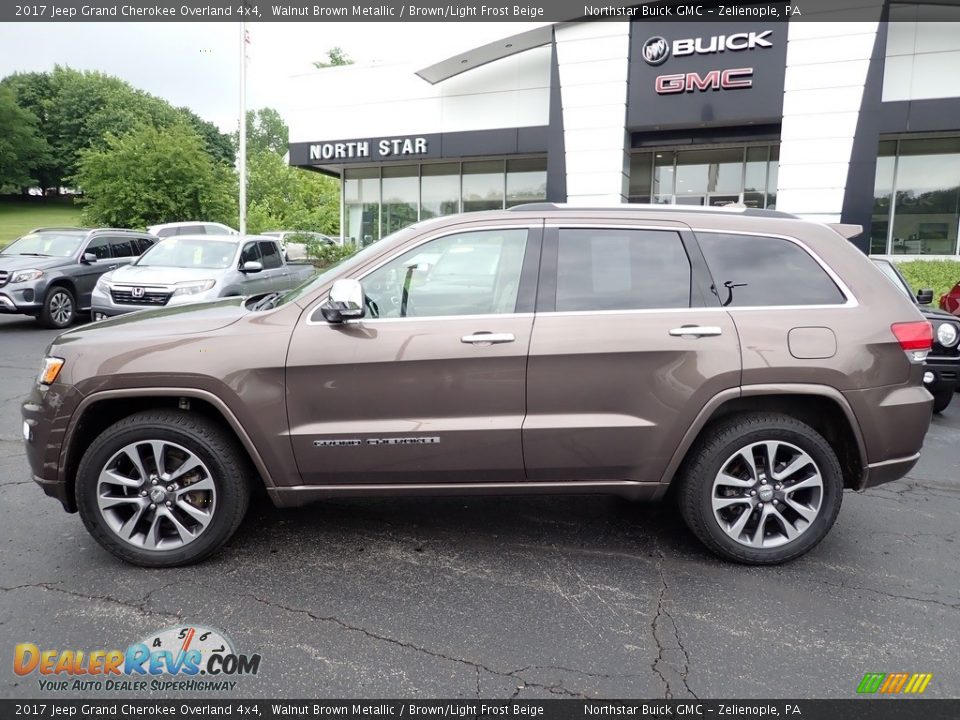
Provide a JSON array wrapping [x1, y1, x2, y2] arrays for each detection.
[[894, 260, 960, 306]]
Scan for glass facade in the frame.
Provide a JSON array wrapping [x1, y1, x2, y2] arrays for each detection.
[[630, 145, 780, 208], [872, 136, 960, 256], [343, 158, 547, 246]]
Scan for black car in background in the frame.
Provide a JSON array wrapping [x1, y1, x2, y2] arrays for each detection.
[[873, 258, 960, 413], [0, 227, 156, 328]]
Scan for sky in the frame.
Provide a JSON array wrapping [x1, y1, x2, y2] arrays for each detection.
[[0, 22, 543, 131]]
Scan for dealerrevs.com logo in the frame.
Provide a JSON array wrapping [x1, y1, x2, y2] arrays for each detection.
[[13, 625, 262, 693]]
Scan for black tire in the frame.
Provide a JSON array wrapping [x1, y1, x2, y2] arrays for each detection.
[[932, 389, 952, 414], [39, 285, 76, 329], [75, 410, 251, 567], [677, 413, 843, 565]]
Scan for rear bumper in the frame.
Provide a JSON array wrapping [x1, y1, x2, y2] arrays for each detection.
[[923, 355, 959, 395], [859, 452, 921, 490]]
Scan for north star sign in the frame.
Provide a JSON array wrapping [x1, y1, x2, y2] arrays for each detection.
[[309, 137, 428, 161]]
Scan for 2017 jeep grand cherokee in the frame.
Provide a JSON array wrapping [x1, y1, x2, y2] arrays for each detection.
[[22, 205, 934, 567]]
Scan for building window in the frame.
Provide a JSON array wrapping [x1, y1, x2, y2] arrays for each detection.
[[342, 158, 547, 246], [872, 136, 960, 256], [631, 144, 779, 209], [462, 160, 505, 212]]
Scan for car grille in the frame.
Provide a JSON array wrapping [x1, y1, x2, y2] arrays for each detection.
[[110, 288, 171, 306], [0, 271, 8, 288]]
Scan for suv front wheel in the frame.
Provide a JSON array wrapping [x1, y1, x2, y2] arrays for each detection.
[[678, 413, 843, 565], [75, 410, 251, 567]]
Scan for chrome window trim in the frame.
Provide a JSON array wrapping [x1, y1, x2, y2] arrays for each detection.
[[305, 224, 537, 326]]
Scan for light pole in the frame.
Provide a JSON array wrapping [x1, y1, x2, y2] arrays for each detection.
[[238, 20, 248, 235]]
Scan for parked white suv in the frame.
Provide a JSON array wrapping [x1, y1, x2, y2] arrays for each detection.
[[146, 222, 238, 239]]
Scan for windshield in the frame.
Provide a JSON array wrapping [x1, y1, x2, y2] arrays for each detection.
[[136, 237, 238, 269], [1, 231, 85, 257], [277, 225, 422, 306], [872, 260, 913, 300]]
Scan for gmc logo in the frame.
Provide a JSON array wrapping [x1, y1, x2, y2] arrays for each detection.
[[655, 68, 754, 94]]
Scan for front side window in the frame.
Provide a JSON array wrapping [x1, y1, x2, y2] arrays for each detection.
[[698, 232, 846, 307], [240, 241, 262, 266], [85, 236, 112, 260], [362, 228, 528, 318], [555, 229, 691, 312]]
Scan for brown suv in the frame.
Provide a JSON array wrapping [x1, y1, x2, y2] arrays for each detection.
[[22, 205, 934, 567]]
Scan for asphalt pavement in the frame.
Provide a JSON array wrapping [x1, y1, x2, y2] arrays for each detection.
[[1, 313, 958, 699]]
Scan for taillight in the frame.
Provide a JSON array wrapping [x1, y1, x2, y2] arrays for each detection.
[[891, 321, 933, 361]]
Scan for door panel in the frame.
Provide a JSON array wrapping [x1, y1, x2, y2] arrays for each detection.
[[285, 225, 539, 485], [523, 223, 741, 483], [73, 236, 114, 307]]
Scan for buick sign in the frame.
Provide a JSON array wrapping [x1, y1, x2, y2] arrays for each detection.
[[641, 36, 670, 66], [641, 31, 774, 65]]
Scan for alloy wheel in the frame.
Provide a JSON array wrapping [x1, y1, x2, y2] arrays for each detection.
[[711, 440, 824, 549], [95, 440, 217, 551], [50, 291, 73, 326]]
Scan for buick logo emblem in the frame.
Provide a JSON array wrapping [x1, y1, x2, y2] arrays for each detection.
[[131, 287, 145, 299], [642, 36, 670, 66]]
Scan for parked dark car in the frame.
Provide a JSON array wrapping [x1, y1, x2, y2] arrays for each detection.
[[23, 205, 933, 567], [0, 227, 157, 328], [872, 259, 959, 412]]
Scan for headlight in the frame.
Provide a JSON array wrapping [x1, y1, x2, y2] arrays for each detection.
[[94, 275, 111, 292], [171, 280, 216, 297], [937, 322, 959, 347], [10, 269, 42, 283], [38, 357, 64, 386]]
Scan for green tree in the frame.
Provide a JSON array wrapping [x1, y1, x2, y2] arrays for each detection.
[[242, 107, 289, 157], [72, 122, 237, 229], [178, 107, 236, 166], [245, 150, 339, 235], [0, 87, 51, 191], [312, 47, 353, 69]]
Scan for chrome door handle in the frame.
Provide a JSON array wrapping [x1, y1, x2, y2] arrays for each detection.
[[669, 325, 723, 338], [461, 332, 515, 345]]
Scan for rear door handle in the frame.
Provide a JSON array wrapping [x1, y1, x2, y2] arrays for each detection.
[[669, 325, 723, 338], [461, 332, 515, 345]]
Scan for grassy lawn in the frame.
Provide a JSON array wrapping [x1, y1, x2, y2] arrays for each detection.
[[0, 199, 83, 248]]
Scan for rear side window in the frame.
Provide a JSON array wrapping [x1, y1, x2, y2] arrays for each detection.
[[555, 229, 691, 311], [698, 232, 846, 307], [106, 236, 135, 258], [258, 241, 282, 269]]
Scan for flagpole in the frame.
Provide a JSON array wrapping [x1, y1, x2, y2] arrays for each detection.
[[238, 20, 247, 235]]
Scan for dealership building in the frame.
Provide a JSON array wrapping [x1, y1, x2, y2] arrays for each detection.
[[287, 2, 960, 257]]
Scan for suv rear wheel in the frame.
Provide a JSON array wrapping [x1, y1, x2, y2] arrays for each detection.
[[75, 410, 250, 567], [678, 413, 843, 565]]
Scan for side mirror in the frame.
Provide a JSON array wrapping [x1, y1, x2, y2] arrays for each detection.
[[241, 260, 263, 274], [916, 288, 934, 305], [320, 278, 365, 323], [82, 252, 98, 264]]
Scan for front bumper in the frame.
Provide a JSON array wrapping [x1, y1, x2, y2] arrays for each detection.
[[923, 355, 959, 396], [22, 382, 85, 514], [0, 287, 42, 315]]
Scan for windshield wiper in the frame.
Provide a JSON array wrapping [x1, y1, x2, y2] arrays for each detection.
[[250, 292, 282, 311], [15, 252, 52, 257]]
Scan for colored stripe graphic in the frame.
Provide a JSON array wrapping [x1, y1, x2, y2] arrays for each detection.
[[857, 672, 932, 694]]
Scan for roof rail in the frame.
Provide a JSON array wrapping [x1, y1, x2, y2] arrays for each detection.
[[507, 202, 798, 219], [29, 226, 87, 233], [90, 228, 149, 234]]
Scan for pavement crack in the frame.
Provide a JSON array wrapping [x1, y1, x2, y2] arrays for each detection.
[[650, 544, 698, 700], [243, 593, 589, 698], [817, 578, 960, 611], [0, 582, 183, 621]]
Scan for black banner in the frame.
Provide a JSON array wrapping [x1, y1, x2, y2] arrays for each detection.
[[4, 0, 958, 24], [1, 700, 959, 720]]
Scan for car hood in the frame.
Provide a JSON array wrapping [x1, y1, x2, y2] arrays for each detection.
[[918, 306, 958, 323], [0, 253, 73, 271], [107, 265, 227, 285], [55, 297, 249, 346]]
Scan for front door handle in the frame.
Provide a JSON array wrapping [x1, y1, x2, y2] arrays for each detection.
[[669, 325, 723, 338], [461, 332, 515, 345]]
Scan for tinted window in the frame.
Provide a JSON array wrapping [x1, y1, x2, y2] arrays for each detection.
[[258, 241, 282, 269], [107, 236, 135, 258], [84, 236, 112, 260], [135, 237, 155, 255], [362, 228, 528, 317], [698, 232, 846, 307], [240, 241, 261, 266], [185, 225, 206, 235], [555, 229, 691, 311]]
